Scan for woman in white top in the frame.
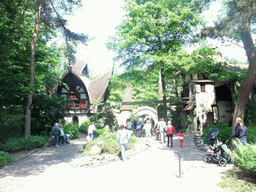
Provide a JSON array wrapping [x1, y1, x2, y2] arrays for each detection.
[[117, 124, 130, 161], [143, 120, 152, 141]]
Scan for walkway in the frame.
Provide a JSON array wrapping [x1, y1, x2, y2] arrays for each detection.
[[0, 134, 233, 192]]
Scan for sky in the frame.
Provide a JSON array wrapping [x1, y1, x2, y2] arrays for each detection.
[[65, 0, 248, 77], [65, 0, 126, 77]]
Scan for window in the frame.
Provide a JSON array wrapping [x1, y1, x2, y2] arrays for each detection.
[[200, 83, 206, 92]]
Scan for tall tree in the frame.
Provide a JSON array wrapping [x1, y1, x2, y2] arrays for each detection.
[[202, 0, 256, 127], [108, 0, 202, 120], [24, 0, 88, 138]]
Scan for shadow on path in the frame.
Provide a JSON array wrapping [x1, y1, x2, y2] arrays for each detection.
[[0, 134, 87, 178]]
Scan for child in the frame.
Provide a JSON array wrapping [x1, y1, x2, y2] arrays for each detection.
[[213, 138, 223, 160], [177, 130, 185, 147]]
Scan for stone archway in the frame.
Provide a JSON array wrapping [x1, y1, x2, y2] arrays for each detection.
[[133, 106, 158, 123]]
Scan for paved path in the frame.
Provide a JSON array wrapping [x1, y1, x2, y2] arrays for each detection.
[[0, 134, 233, 192]]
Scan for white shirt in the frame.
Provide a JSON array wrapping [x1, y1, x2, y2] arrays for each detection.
[[143, 123, 151, 132], [88, 124, 96, 134], [158, 121, 166, 132]]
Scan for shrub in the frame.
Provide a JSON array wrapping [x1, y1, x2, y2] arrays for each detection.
[[0, 110, 24, 143], [0, 151, 14, 166], [83, 129, 137, 156], [26, 135, 49, 149], [31, 94, 69, 136], [79, 119, 91, 134], [63, 123, 79, 140], [226, 141, 256, 178], [203, 124, 232, 143], [0, 135, 49, 152], [247, 125, 256, 144], [0, 137, 26, 152]]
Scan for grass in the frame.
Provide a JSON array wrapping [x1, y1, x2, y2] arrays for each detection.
[[218, 167, 256, 192]]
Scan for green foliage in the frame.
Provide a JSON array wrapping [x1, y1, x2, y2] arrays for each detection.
[[247, 125, 256, 144], [31, 93, 69, 136], [244, 99, 256, 126], [219, 168, 256, 192], [0, 109, 25, 143], [0, 151, 14, 167], [202, 124, 232, 143], [90, 106, 118, 130], [63, 123, 79, 140], [227, 141, 256, 178], [83, 129, 137, 156], [168, 98, 183, 129], [79, 119, 91, 134], [107, 69, 159, 108], [83, 129, 120, 155], [0, 135, 49, 152]]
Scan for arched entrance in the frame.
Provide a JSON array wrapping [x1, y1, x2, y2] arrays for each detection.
[[73, 116, 79, 124], [133, 106, 158, 123]]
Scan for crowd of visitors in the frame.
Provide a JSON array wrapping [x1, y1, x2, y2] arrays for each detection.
[[51, 115, 247, 160]]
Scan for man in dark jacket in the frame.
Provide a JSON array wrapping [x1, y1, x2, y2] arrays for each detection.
[[52, 123, 61, 147]]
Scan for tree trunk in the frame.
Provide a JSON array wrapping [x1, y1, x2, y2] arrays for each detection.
[[232, 28, 256, 130], [24, 3, 42, 138], [160, 68, 168, 121]]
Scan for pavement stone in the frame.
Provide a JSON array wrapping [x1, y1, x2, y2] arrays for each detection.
[[0, 133, 233, 192]]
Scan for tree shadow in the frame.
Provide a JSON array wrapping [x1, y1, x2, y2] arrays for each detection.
[[0, 134, 87, 178]]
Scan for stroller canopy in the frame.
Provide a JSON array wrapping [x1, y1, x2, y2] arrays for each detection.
[[206, 128, 220, 140]]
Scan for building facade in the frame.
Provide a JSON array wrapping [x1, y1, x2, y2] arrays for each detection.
[[58, 60, 112, 125]]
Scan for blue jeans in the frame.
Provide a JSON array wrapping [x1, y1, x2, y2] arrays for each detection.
[[120, 143, 129, 160], [160, 131, 166, 143], [89, 133, 94, 141], [54, 135, 60, 145], [167, 134, 173, 147]]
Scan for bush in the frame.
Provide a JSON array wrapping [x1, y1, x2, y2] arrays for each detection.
[[0, 110, 24, 143], [63, 123, 79, 140], [203, 124, 232, 143], [247, 125, 256, 144], [79, 119, 91, 134], [226, 141, 256, 178], [31, 94, 69, 136], [0, 151, 14, 166], [26, 135, 49, 149], [0, 135, 49, 152], [83, 129, 137, 156]]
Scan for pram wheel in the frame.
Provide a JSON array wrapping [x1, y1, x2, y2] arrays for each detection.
[[218, 158, 227, 167], [203, 154, 211, 162]]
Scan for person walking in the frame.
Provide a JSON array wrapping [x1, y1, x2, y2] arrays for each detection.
[[231, 117, 247, 144], [52, 123, 61, 148], [166, 121, 177, 148], [186, 115, 192, 134], [177, 130, 185, 148], [143, 120, 152, 141], [158, 118, 166, 144], [117, 124, 130, 161], [88, 122, 96, 141]]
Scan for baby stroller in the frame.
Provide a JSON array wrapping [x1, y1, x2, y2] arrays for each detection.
[[203, 128, 231, 167]]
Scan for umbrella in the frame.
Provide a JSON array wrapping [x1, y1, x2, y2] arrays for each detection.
[[206, 128, 220, 140]]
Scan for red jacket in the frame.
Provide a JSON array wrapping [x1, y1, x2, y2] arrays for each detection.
[[166, 125, 177, 135]]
